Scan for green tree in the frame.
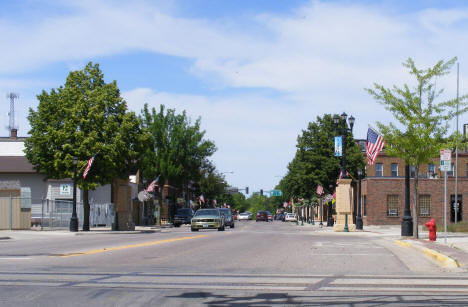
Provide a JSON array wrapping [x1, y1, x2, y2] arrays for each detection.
[[366, 57, 467, 238], [140, 104, 216, 216], [280, 114, 365, 200], [25, 62, 148, 230], [197, 167, 228, 208]]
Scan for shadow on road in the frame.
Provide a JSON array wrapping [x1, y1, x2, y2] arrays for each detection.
[[167, 291, 468, 306]]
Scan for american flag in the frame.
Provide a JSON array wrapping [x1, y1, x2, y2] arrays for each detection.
[[146, 176, 159, 192], [366, 127, 385, 165], [82, 155, 95, 179], [316, 185, 324, 195]]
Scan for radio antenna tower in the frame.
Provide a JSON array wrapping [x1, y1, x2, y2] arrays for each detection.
[[7, 92, 19, 135]]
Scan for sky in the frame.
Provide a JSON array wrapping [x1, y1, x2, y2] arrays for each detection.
[[1, 0, 468, 195]]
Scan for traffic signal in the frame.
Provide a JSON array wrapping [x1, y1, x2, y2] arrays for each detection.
[[260, 189, 263, 196], [245, 187, 249, 194]]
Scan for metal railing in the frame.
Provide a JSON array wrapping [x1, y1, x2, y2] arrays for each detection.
[[0, 197, 114, 230]]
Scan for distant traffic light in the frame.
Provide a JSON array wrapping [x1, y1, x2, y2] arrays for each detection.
[[260, 189, 263, 196], [245, 186, 249, 194]]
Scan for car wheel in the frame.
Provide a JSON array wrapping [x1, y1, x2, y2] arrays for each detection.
[[231, 223, 235, 228], [218, 225, 225, 231], [191, 228, 198, 231], [174, 224, 180, 227]]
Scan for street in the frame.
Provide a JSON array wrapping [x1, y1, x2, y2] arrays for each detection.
[[1, 221, 468, 306]]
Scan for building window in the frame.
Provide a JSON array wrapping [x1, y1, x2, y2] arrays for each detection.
[[419, 194, 431, 217], [387, 195, 399, 217], [363, 195, 367, 216], [391, 163, 398, 177], [428, 164, 435, 178], [376, 163, 383, 177], [410, 165, 415, 178]]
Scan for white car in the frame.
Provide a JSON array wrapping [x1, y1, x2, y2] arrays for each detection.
[[285, 213, 296, 222], [238, 212, 251, 221]]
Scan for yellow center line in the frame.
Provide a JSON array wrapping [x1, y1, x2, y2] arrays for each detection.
[[59, 235, 208, 258]]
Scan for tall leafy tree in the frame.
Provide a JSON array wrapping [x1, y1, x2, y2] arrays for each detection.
[[25, 62, 149, 230], [140, 104, 216, 215], [366, 57, 467, 238], [280, 114, 365, 200], [196, 167, 228, 208]]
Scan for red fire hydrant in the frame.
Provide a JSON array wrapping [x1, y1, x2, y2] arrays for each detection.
[[425, 218, 437, 242]]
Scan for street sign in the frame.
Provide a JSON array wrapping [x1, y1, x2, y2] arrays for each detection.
[[440, 160, 451, 172], [440, 149, 451, 161], [138, 190, 150, 202], [270, 190, 283, 197]]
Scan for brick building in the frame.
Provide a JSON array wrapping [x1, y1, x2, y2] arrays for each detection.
[[360, 142, 467, 226]]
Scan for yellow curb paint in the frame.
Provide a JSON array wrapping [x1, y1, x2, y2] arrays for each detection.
[[394, 240, 411, 248], [59, 235, 208, 258], [421, 248, 460, 268]]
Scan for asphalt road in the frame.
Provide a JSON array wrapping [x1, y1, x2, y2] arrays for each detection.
[[1, 220, 468, 306]]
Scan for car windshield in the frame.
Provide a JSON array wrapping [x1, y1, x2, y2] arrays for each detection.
[[176, 208, 192, 215], [219, 209, 232, 216], [194, 209, 219, 217]]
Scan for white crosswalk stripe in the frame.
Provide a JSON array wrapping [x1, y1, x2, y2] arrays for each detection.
[[0, 272, 468, 293]]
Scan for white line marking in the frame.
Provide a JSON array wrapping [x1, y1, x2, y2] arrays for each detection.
[[0, 257, 32, 260]]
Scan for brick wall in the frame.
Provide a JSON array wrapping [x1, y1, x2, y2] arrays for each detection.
[[362, 177, 468, 226]]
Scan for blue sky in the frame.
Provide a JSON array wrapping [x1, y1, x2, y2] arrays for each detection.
[[1, 0, 468, 195]]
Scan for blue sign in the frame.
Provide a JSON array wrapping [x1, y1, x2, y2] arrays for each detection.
[[334, 136, 342, 157]]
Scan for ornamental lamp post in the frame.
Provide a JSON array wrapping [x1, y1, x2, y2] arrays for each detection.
[[333, 113, 355, 179], [69, 157, 79, 232], [356, 168, 363, 230]]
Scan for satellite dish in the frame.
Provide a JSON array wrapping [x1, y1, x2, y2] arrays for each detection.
[[138, 190, 150, 202]]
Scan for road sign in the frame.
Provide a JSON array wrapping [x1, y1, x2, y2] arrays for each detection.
[[138, 190, 150, 202], [270, 190, 283, 197], [440, 149, 452, 172], [440, 160, 451, 172], [440, 149, 451, 161]]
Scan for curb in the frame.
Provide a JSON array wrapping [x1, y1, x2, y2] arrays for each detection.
[[395, 240, 460, 268], [75, 229, 160, 235]]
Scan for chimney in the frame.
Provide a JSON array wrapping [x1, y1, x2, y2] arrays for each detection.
[[10, 128, 17, 139]]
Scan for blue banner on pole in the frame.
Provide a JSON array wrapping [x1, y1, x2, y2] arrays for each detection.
[[334, 136, 342, 157]]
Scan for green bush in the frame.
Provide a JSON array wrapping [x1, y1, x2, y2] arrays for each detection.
[[447, 222, 468, 233]]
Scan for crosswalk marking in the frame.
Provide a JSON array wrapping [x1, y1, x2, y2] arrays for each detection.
[[0, 272, 467, 293]]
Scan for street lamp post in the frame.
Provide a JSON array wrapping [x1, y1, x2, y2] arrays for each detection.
[[69, 157, 79, 232], [327, 184, 334, 227], [356, 168, 363, 230], [333, 113, 355, 179], [401, 164, 413, 236]]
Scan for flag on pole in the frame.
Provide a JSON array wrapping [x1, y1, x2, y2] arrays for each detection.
[[82, 155, 95, 179], [366, 126, 385, 165], [316, 184, 324, 195], [146, 176, 159, 192]]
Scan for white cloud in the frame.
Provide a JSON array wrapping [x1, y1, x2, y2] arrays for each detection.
[[1, 0, 468, 191]]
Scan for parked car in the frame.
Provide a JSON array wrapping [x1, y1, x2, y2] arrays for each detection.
[[191, 209, 225, 231], [285, 213, 296, 222], [267, 211, 273, 221], [173, 208, 194, 227], [218, 208, 235, 228], [256, 211, 269, 222], [238, 212, 251, 221]]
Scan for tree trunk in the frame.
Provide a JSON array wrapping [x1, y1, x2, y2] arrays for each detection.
[[412, 168, 419, 238], [83, 189, 90, 231]]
